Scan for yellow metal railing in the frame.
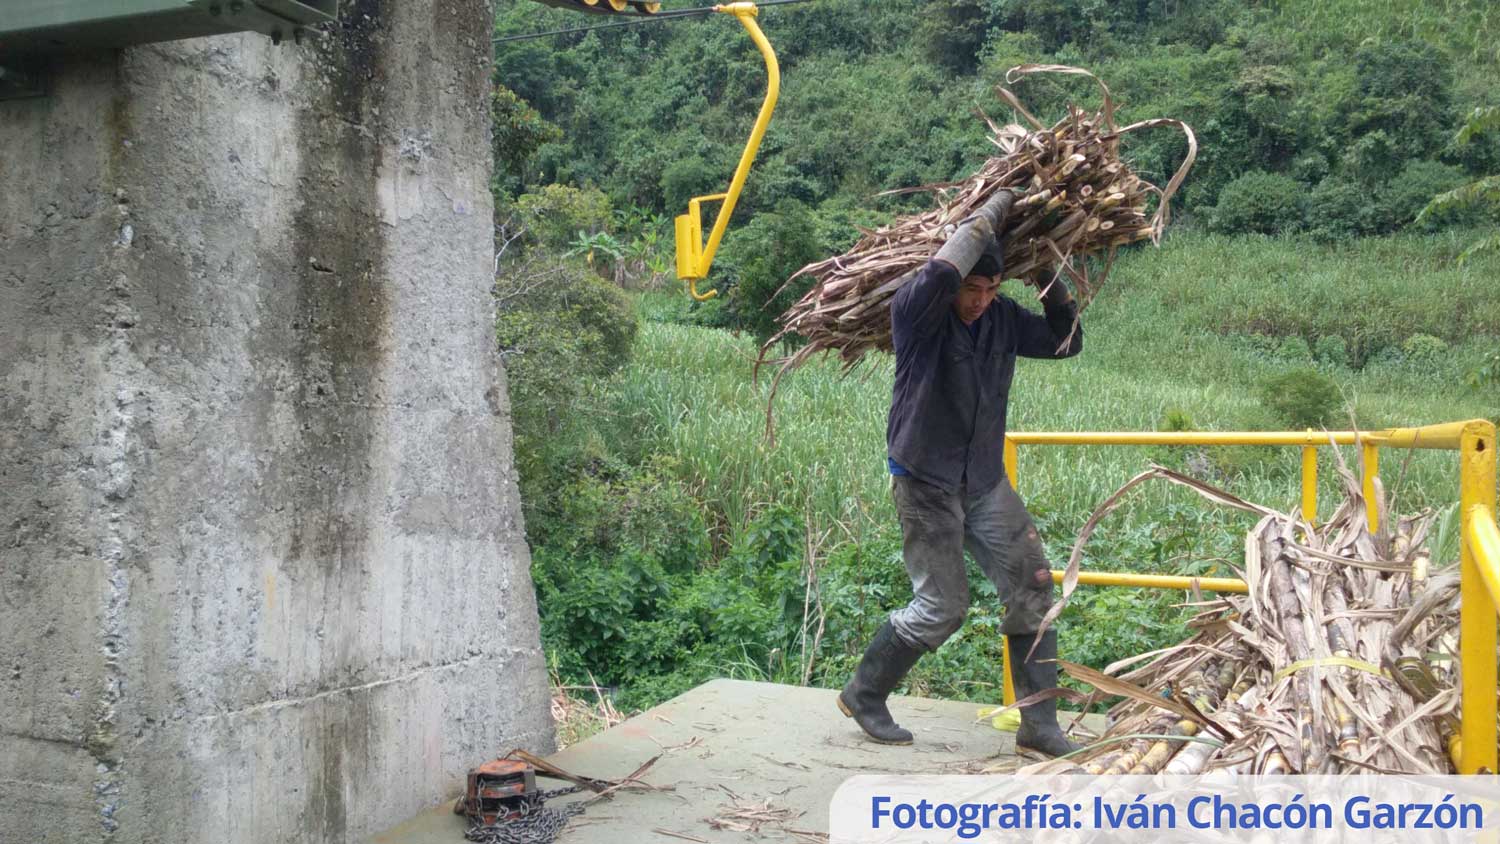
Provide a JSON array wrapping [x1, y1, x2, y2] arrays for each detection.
[[998, 419, 1498, 774]]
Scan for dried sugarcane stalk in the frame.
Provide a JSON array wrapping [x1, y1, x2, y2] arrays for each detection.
[[1131, 658, 1242, 774], [1008, 457, 1462, 777], [754, 65, 1197, 442], [1130, 722, 1199, 775]]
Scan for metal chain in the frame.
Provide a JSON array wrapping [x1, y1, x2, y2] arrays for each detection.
[[464, 785, 587, 844]]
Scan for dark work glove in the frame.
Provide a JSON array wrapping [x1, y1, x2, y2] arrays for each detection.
[[1039, 276, 1074, 309]]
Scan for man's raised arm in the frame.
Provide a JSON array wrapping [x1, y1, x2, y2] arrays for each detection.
[[1014, 281, 1082, 359], [890, 259, 962, 339]]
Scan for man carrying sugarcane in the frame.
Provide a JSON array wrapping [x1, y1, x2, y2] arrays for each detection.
[[836, 192, 1082, 757]]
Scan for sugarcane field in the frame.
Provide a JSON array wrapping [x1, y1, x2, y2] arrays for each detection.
[[2, 2, 1499, 844]]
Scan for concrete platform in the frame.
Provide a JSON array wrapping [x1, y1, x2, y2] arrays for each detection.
[[371, 679, 1102, 844]]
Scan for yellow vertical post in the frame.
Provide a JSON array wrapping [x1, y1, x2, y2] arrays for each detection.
[[1002, 434, 1018, 703], [1361, 442, 1380, 533], [1300, 445, 1317, 525], [1001, 637, 1016, 706], [1459, 421, 1497, 774]]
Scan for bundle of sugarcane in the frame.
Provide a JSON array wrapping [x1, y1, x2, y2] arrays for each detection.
[[1011, 449, 1465, 776], [753, 65, 1196, 439]]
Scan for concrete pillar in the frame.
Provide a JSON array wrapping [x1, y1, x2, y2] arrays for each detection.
[[0, 2, 555, 841]]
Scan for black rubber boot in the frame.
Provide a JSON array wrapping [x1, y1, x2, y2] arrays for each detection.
[[837, 621, 925, 745], [1005, 630, 1082, 757]]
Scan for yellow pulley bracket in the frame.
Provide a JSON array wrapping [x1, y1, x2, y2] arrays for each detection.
[[674, 2, 780, 301]]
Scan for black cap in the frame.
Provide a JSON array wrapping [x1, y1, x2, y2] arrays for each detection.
[[970, 237, 1005, 278]]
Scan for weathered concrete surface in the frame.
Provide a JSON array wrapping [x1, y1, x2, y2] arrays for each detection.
[[0, 3, 555, 842], [371, 679, 1106, 844]]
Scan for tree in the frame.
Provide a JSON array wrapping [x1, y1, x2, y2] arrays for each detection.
[[1418, 106, 1500, 263], [492, 85, 561, 197], [917, 0, 990, 75], [716, 200, 826, 345]]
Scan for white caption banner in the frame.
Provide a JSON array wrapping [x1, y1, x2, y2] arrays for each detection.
[[830, 774, 1500, 843]]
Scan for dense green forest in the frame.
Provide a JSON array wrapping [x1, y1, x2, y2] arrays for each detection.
[[489, 0, 1499, 715]]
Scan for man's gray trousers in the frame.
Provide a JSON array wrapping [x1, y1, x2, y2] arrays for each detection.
[[887, 474, 1055, 651]]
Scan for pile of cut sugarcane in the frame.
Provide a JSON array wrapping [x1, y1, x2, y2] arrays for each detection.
[[1016, 451, 1464, 775], [754, 65, 1195, 438]]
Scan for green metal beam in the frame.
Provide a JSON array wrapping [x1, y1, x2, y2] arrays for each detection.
[[0, 0, 337, 57], [3, 0, 192, 32]]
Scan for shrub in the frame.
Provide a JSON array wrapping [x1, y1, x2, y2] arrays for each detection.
[[725, 503, 808, 641], [817, 531, 911, 659], [1379, 160, 1468, 231], [497, 259, 635, 381], [495, 258, 637, 492], [1259, 368, 1342, 430], [1363, 344, 1408, 371], [1342, 130, 1402, 185], [529, 459, 712, 684], [1150, 407, 1204, 476], [1305, 177, 1372, 241], [683, 294, 735, 332], [1399, 333, 1449, 362], [917, 0, 990, 74], [715, 199, 826, 345], [1291, 152, 1330, 185], [1313, 334, 1349, 369], [1468, 351, 1500, 389], [1159, 407, 1195, 432], [1347, 40, 1455, 156], [1274, 335, 1314, 364], [1210, 171, 1305, 235], [1241, 333, 1282, 359], [514, 184, 613, 251]]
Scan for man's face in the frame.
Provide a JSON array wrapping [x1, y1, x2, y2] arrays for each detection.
[[955, 274, 1000, 325]]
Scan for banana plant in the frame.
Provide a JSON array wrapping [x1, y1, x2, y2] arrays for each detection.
[[566, 230, 624, 272]]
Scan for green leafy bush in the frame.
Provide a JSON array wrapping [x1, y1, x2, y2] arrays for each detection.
[[1399, 333, 1450, 362], [1159, 407, 1195, 432], [917, 0, 990, 74], [659, 157, 723, 218], [1274, 335, 1314, 364], [1259, 368, 1342, 429], [495, 257, 636, 490], [1148, 407, 1205, 476], [1291, 152, 1330, 185], [1305, 177, 1372, 241], [1468, 351, 1500, 389], [1345, 40, 1455, 158], [529, 457, 712, 681], [1210, 171, 1305, 234], [714, 199, 827, 345], [1313, 334, 1349, 369], [515, 184, 613, 251], [1379, 160, 1468, 231]]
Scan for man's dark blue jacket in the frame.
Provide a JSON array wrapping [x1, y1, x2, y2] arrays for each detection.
[[886, 259, 1082, 496]]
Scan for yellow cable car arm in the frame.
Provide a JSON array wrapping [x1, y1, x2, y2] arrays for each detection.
[[674, 2, 779, 301]]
